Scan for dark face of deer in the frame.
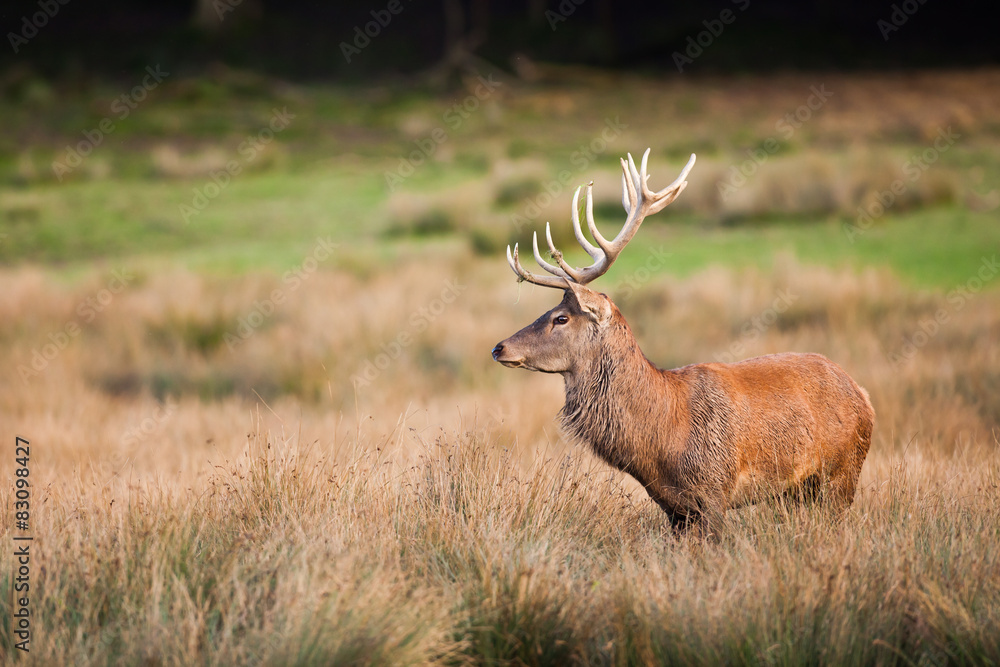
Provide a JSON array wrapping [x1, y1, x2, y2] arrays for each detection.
[[492, 285, 613, 374]]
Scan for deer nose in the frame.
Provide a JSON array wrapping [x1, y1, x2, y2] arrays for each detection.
[[492, 343, 504, 361]]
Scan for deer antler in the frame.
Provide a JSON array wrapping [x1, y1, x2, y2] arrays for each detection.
[[507, 148, 696, 289]]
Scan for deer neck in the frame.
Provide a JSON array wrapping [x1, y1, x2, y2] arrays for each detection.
[[559, 316, 670, 481]]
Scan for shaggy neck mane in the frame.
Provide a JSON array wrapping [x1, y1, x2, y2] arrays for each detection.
[[559, 313, 671, 480]]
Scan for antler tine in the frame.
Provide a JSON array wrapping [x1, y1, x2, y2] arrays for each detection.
[[608, 149, 697, 251], [505, 149, 695, 290], [532, 230, 571, 280], [606, 154, 645, 253], [654, 152, 697, 199], [639, 148, 653, 199], [583, 182, 613, 255], [644, 152, 696, 216], [627, 153, 642, 199], [545, 222, 585, 282], [621, 171, 631, 214], [571, 186, 603, 260], [620, 157, 638, 218], [507, 243, 568, 289]]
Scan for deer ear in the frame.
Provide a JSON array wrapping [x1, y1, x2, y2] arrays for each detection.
[[564, 282, 613, 324]]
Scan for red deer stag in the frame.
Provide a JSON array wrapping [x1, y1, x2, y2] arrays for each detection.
[[492, 149, 874, 535]]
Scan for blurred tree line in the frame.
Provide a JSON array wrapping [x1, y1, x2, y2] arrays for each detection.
[[1, 0, 997, 85]]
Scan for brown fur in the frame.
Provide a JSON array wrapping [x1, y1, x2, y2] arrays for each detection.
[[494, 286, 874, 535]]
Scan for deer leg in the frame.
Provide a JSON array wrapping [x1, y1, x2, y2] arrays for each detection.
[[651, 496, 699, 533], [695, 499, 726, 542], [662, 490, 724, 541], [783, 473, 822, 506], [822, 466, 862, 517], [651, 483, 728, 539]]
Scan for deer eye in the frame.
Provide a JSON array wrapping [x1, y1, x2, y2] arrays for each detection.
[[554, 315, 569, 325]]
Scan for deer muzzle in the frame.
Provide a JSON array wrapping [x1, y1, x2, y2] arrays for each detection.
[[491, 342, 524, 368]]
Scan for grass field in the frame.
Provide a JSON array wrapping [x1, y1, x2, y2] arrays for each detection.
[[1, 67, 999, 664]]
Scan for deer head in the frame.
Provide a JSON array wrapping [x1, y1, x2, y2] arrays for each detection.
[[492, 149, 696, 375]]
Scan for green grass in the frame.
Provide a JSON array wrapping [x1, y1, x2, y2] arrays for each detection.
[[3, 157, 997, 291], [605, 207, 1000, 290], [0, 166, 383, 270]]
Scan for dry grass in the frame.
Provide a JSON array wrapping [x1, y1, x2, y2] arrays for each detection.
[[1, 253, 999, 664]]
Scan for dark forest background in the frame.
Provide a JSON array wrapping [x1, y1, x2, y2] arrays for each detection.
[[2, 0, 998, 83]]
